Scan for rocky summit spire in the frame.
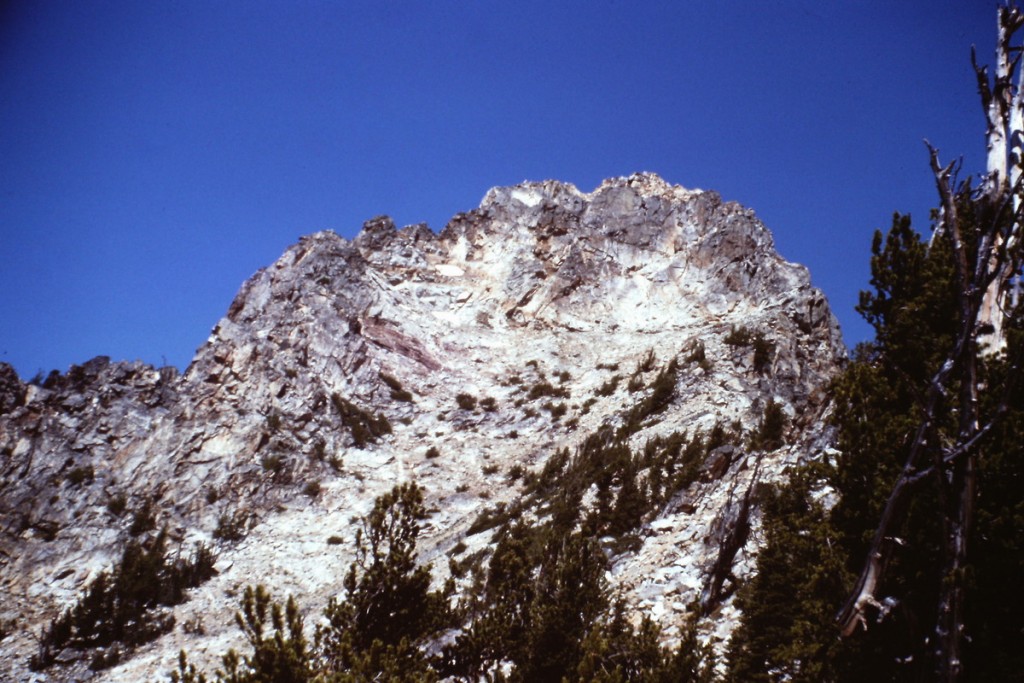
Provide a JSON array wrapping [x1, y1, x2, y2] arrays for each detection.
[[0, 173, 843, 680]]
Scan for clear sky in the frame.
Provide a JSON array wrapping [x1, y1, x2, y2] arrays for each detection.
[[0, 1, 998, 379]]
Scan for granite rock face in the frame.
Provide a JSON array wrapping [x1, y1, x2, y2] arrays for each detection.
[[0, 173, 844, 680]]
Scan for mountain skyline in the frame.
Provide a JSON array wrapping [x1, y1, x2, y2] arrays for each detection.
[[0, 170, 843, 680], [0, 1, 996, 378]]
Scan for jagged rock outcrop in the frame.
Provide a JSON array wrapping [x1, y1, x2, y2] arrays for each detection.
[[0, 172, 844, 680]]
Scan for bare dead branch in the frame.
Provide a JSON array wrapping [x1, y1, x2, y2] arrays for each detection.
[[973, 47, 993, 112], [929, 144, 971, 291]]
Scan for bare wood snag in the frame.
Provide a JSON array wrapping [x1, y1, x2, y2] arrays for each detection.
[[837, 7, 1024, 681]]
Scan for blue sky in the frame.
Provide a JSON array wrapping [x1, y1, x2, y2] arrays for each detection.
[[0, 1, 997, 378]]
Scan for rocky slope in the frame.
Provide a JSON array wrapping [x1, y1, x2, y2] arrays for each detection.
[[0, 172, 844, 681]]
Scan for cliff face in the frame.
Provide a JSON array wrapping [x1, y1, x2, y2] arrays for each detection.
[[0, 172, 844, 680]]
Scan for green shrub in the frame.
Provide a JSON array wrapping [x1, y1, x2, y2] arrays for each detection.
[[128, 498, 157, 537], [425, 446, 441, 459], [332, 393, 392, 447], [479, 396, 498, 412], [171, 473, 721, 682], [595, 375, 621, 396], [302, 481, 321, 498], [528, 380, 570, 400], [0, 618, 15, 643], [214, 587, 310, 683], [544, 401, 568, 420], [752, 333, 775, 372], [312, 439, 326, 461], [182, 616, 205, 636], [724, 325, 753, 346], [66, 465, 94, 487], [261, 453, 285, 474], [30, 529, 217, 671], [526, 447, 571, 498], [379, 372, 414, 402], [684, 340, 713, 372], [618, 360, 679, 438], [456, 393, 478, 410], [106, 493, 127, 517], [750, 399, 787, 451], [214, 510, 249, 542]]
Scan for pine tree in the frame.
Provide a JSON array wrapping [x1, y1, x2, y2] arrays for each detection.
[[727, 202, 1023, 680], [174, 482, 451, 682], [517, 533, 607, 681], [216, 586, 310, 683], [446, 520, 537, 678], [726, 467, 851, 682], [576, 600, 667, 682], [829, 11, 1024, 680], [961, 349, 1024, 681], [316, 482, 450, 679]]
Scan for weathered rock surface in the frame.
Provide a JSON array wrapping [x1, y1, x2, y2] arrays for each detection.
[[0, 172, 844, 681]]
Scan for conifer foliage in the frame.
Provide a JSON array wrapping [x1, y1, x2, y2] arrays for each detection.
[[444, 519, 717, 682], [315, 481, 452, 679], [176, 467, 720, 682], [726, 7, 1024, 676], [32, 528, 216, 671], [727, 211, 1023, 681], [218, 586, 311, 683], [175, 482, 452, 682]]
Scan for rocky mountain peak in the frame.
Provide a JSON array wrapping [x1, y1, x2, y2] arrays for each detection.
[[1, 174, 843, 681]]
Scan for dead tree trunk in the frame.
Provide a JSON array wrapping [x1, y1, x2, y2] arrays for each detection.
[[975, 6, 1024, 354], [837, 8, 1024, 681], [930, 149, 980, 683], [837, 146, 1021, 683]]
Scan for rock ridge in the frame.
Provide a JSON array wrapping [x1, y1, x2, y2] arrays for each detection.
[[0, 172, 843, 681]]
